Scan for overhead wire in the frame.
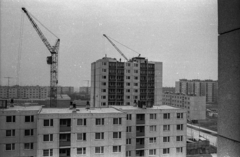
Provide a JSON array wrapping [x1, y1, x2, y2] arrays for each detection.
[[107, 35, 141, 56], [28, 11, 59, 39]]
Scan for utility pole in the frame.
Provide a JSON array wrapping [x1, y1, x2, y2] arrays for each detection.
[[4, 77, 14, 99]]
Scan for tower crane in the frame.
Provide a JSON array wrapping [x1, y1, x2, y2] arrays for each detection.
[[22, 7, 60, 107], [103, 34, 129, 61]]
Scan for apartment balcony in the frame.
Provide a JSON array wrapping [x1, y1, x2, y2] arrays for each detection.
[[136, 139, 145, 149], [59, 148, 70, 157], [136, 114, 145, 124], [59, 141, 70, 147], [59, 119, 71, 132], [136, 126, 145, 137], [59, 134, 71, 147]]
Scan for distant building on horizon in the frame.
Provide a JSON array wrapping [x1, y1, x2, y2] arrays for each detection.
[[162, 87, 175, 93], [0, 85, 74, 99], [90, 56, 162, 108], [163, 92, 206, 122], [175, 79, 218, 104], [79, 86, 91, 94]]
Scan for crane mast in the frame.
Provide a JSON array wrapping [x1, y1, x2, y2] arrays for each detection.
[[103, 34, 129, 61], [22, 7, 60, 107]]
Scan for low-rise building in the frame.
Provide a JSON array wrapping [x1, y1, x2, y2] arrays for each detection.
[[162, 92, 206, 121], [0, 101, 187, 157]]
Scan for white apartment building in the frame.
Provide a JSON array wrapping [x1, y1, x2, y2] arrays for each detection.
[[0, 101, 186, 157], [90, 56, 162, 108], [175, 79, 218, 104], [162, 92, 206, 121]]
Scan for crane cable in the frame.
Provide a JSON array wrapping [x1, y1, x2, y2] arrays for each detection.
[[107, 35, 141, 56], [28, 11, 59, 39], [17, 11, 25, 86]]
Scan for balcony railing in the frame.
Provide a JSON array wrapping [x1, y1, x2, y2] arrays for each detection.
[[59, 141, 71, 147], [59, 126, 71, 132]]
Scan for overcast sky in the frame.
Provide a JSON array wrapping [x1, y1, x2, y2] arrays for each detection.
[[1, 0, 217, 89]]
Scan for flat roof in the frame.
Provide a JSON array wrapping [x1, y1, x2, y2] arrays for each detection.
[[112, 105, 180, 110], [40, 107, 123, 114], [0, 105, 42, 111]]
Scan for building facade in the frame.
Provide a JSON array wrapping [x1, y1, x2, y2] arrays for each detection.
[[162, 92, 206, 121], [0, 103, 186, 157], [175, 79, 218, 104], [0, 86, 74, 99], [90, 57, 162, 108]]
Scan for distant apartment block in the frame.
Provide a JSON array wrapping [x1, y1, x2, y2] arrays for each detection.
[[175, 79, 218, 104], [163, 87, 175, 93], [90, 57, 162, 108], [163, 92, 206, 121], [79, 87, 91, 94], [0, 102, 186, 157], [0, 86, 74, 99]]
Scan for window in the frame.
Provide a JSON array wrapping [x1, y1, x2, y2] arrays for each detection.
[[6, 143, 15, 150], [77, 118, 87, 126], [102, 62, 106, 65], [102, 75, 106, 79], [25, 115, 34, 122], [95, 132, 104, 140], [150, 114, 157, 120], [126, 151, 131, 157], [77, 133, 86, 141], [113, 132, 121, 139], [43, 119, 53, 127], [134, 83, 138, 86], [6, 116, 15, 122], [177, 113, 183, 119], [150, 125, 156, 132], [163, 113, 170, 119], [126, 83, 130, 86], [126, 76, 130, 79], [102, 89, 106, 92], [25, 129, 34, 136], [163, 148, 170, 154], [163, 125, 170, 131], [177, 124, 184, 131], [96, 118, 104, 125], [134, 76, 138, 80], [127, 114, 132, 120], [113, 146, 121, 152], [43, 149, 53, 156], [163, 136, 170, 142], [126, 138, 131, 144], [126, 95, 130, 99], [6, 130, 15, 137], [176, 147, 183, 153], [102, 69, 106, 72], [176, 135, 183, 141], [126, 126, 132, 132], [77, 147, 86, 155], [149, 149, 156, 155], [149, 137, 156, 144], [134, 89, 138, 93], [113, 118, 122, 125], [24, 143, 33, 150], [102, 82, 106, 86], [134, 70, 138, 73], [43, 134, 53, 141], [101, 102, 106, 106], [95, 146, 104, 154], [126, 89, 130, 92], [126, 70, 130, 73]]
